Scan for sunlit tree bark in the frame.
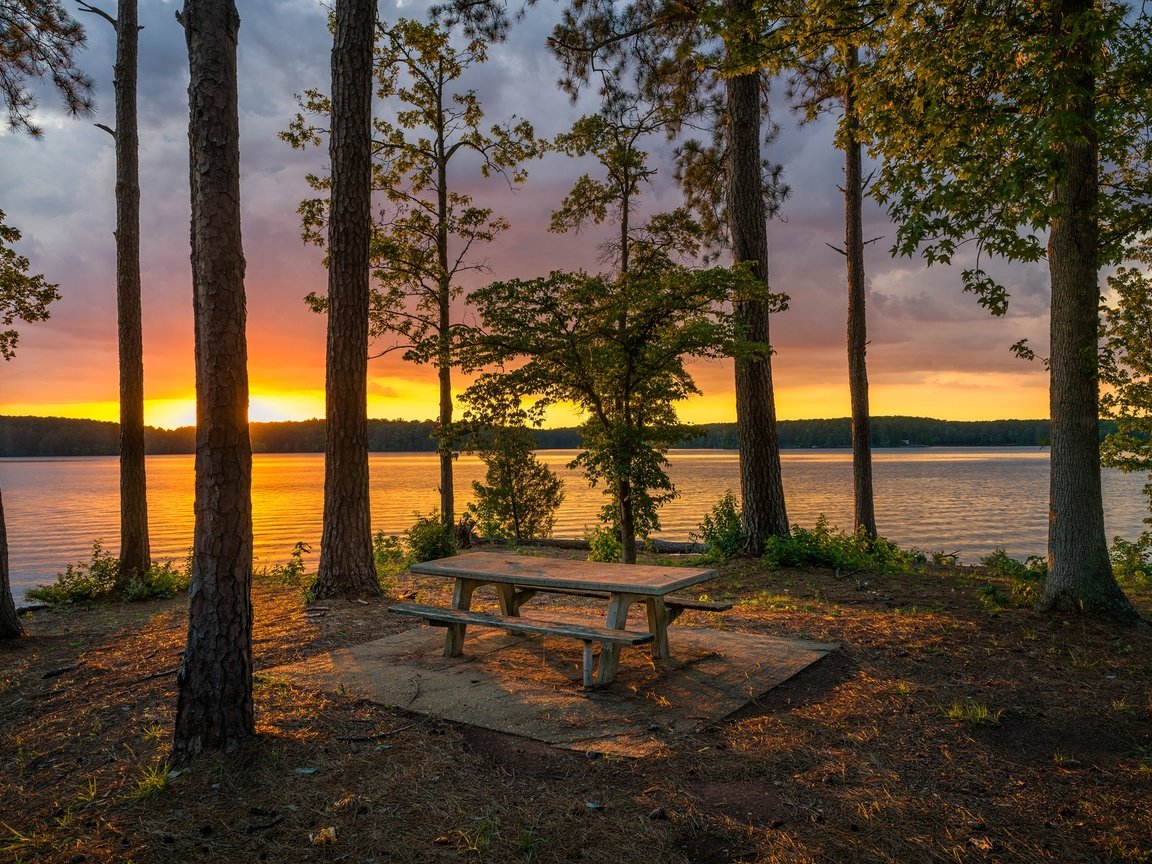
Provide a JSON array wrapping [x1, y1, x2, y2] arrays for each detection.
[[172, 0, 255, 762]]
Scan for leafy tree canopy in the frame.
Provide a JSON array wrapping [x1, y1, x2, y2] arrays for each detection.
[[1, 209, 59, 359]]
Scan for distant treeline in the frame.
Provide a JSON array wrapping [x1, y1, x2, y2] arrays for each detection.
[[0, 414, 1121, 458]]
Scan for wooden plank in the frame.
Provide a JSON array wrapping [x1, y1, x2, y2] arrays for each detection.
[[409, 552, 716, 596], [388, 603, 653, 646]]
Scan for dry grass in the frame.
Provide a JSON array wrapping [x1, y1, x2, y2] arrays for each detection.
[[1, 553, 1150, 864]]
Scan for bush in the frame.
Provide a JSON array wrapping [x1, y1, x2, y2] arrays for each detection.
[[405, 512, 457, 563], [979, 548, 1047, 602], [373, 530, 406, 589], [261, 541, 313, 599], [585, 525, 622, 564], [1110, 533, 1152, 587], [468, 427, 564, 542], [27, 540, 191, 605], [762, 516, 922, 574], [691, 491, 745, 562]]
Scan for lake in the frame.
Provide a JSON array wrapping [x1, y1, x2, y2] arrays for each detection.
[[1, 448, 1148, 602]]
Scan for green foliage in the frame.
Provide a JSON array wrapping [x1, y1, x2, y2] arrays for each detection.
[[261, 541, 315, 601], [1, 210, 61, 360], [585, 525, 622, 564], [1109, 534, 1152, 588], [691, 491, 745, 561], [762, 516, 920, 574], [405, 512, 457, 563], [465, 422, 564, 543], [977, 583, 1011, 612], [373, 531, 406, 586], [979, 548, 1047, 603], [1101, 239, 1152, 539], [26, 540, 190, 605], [0, 2, 94, 136]]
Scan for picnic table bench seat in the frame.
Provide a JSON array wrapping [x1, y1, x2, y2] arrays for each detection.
[[388, 601, 654, 687], [516, 586, 733, 621]]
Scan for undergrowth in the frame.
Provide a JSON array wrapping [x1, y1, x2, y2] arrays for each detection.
[[761, 516, 924, 573], [26, 541, 190, 605]]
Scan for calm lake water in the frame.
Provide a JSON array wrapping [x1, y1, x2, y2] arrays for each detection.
[[1, 448, 1148, 602]]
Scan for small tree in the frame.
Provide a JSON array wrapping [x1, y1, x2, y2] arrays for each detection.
[[460, 390, 564, 543], [1, 211, 60, 638], [464, 262, 768, 564], [282, 17, 541, 528]]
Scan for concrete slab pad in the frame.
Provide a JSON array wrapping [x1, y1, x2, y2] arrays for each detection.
[[271, 621, 836, 757]]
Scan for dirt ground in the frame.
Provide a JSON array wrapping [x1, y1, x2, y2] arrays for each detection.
[[1, 552, 1150, 864]]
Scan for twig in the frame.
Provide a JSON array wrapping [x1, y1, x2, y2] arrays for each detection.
[[335, 723, 415, 742], [42, 663, 78, 679], [134, 667, 179, 683]]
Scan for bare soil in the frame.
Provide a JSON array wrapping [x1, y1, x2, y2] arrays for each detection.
[[2, 553, 1150, 864]]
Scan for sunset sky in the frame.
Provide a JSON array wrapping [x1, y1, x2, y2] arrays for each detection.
[[0, 0, 1053, 430]]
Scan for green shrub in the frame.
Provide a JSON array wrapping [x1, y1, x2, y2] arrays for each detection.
[[373, 530, 406, 589], [585, 525, 622, 563], [1110, 533, 1152, 587], [761, 516, 921, 573], [691, 491, 745, 561], [405, 512, 457, 563], [263, 541, 312, 586], [27, 540, 191, 605], [980, 548, 1046, 602]]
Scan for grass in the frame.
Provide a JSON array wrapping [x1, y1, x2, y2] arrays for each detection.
[[1, 550, 1150, 863]]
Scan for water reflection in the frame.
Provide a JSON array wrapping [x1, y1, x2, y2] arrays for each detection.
[[1, 447, 1146, 599]]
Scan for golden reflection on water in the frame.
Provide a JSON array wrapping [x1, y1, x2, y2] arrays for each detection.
[[1, 448, 1147, 596]]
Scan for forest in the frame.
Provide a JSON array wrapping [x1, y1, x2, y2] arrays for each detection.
[[0, 413, 1107, 456]]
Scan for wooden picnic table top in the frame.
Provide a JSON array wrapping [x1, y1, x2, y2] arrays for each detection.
[[409, 551, 717, 597]]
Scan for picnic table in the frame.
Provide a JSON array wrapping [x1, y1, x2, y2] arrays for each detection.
[[390, 552, 727, 686]]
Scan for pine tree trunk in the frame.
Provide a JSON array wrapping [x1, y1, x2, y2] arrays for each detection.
[[114, 0, 150, 581], [843, 45, 876, 538], [173, 0, 255, 763], [724, 16, 788, 553], [0, 487, 22, 639], [438, 330, 454, 528], [1040, 0, 1141, 623], [437, 135, 454, 529], [313, 0, 380, 600]]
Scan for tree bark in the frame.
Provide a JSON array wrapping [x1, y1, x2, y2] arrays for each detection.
[[313, 0, 380, 600], [1040, 0, 1141, 623], [114, 0, 150, 581], [725, 9, 789, 553], [172, 0, 255, 764], [436, 110, 454, 529], [618, 476, 637, 564], [0, 487, 22, 639], [843, 45, 876, 538]]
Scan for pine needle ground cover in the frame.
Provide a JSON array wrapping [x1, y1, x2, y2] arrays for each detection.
[[1, 552, 1149, 863]]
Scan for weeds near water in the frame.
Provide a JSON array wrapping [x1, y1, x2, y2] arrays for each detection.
[[943, 701, 1003, 725], [26, 540, 191, 605], [691, 491, 745, 562], [762, 516, 924, 574], [980, 549, 1046, 603]]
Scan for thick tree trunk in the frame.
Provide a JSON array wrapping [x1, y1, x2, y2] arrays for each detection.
[[724, 24, 788, 554], [1040, 0, 1141, 623], [313, 0, 380, 600], [114, 0, 150, 580], [0, 488, 22, 639], [843, 45, 876, 538], [172, 0, 255, 764]]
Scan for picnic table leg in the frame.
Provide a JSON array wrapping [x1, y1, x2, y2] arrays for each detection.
[[596, 592, 637, 685], [445, 578, 481, 657], [644, 597, 671, 659]]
